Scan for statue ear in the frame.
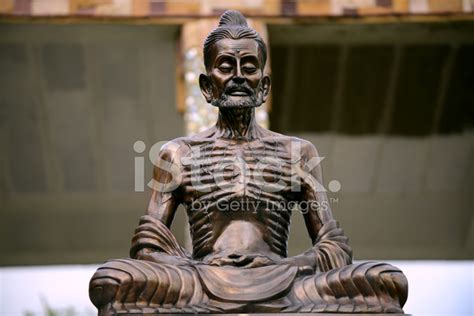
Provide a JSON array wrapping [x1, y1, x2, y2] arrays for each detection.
[[199, 74, 213, 103], [261, 75, 271, 102]]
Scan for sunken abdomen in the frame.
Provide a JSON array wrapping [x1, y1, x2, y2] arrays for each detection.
[[212, 220, 272, 256]]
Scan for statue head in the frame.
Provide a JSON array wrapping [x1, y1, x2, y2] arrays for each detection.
[[199, 10, 271, 109]]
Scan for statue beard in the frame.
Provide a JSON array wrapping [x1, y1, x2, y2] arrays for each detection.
[[211, 81, 264, 109]]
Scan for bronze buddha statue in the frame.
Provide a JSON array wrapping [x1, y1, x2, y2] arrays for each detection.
[[89, 10, 408, 314]]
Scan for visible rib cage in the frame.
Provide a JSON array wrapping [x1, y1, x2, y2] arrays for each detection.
[[265, 206, 291, 256], [181, 139, 299, 258]]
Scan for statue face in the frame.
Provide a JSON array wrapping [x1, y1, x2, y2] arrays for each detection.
[[199, 38, 270, 109]]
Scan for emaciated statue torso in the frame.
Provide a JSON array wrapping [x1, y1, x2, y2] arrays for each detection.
[[89, 10, 408, 315], [182, 131, 298, 262]]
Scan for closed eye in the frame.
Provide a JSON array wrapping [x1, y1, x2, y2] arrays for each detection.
[[218, 62, 233, 73], [219, 66, 232, 73], [243, 66, 257, 74]]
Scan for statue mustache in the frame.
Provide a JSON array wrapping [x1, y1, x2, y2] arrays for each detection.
[[223, 83, 253, 96], [210, 81, 262, 108]]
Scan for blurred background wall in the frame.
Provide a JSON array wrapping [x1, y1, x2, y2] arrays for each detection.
[[0, 24, 184, 265], [269, 21, 474, 259], [0, 0, 473, 314]]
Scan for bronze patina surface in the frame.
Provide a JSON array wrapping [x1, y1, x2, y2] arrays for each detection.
[[89, 10, 408, 315]]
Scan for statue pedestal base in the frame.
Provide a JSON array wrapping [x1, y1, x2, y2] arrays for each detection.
[[127, 313, 412, 316]]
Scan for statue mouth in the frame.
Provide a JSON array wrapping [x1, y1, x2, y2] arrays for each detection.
[[212, 84, 260, 108], [226, 86, 251, 97], [229, 91, 249, 96]]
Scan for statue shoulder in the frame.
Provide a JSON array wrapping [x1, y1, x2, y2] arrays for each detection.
[[282, 136, 320, 161], [295, 137, 319, 158], [156, 128, 223, 165], [260, 130, 319, 160], [153, 137, 192, 164]]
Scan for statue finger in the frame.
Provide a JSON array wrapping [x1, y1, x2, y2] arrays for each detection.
[[298, 265, 314, 275], [243, 256, 273, 268]]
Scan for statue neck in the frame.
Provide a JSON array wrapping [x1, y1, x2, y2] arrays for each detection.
[[215, 108, 259, 139]]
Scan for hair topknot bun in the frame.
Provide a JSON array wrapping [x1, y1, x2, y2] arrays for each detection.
[[204, 10, 267, 71], [218, 10, 248, 27]]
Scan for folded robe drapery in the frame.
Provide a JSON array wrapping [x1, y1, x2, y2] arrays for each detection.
[[90, 215, 408, 314], [130, 215, 299, 302], [196, 264, 298, 302]]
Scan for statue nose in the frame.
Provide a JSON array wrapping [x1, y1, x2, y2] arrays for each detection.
[[232, 75, 245, 84]]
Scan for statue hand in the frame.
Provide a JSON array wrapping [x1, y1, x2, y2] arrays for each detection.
[[207, 256, 238, 266], [240, 255, 275, 268], [279, 254, 317, 275], [207, 254, 275, 268], [136, 249, 194, 266]]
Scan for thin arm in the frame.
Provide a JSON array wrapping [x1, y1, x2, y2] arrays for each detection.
[[130, 143, 187, 260], [300, 141, 352, 271], [146, 144, 182, 227]]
